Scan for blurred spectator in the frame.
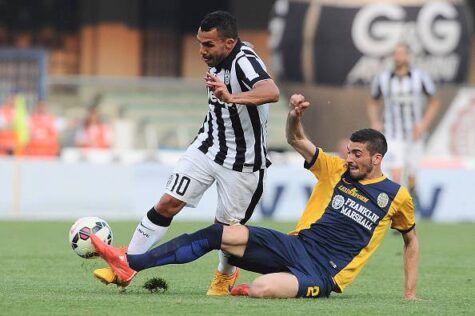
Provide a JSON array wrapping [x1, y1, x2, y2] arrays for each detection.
[[74, 106, 111, 149], [0, 95, 16, 155], [112, 105, 135, 152], [0, 93, 29, 156], [24, 100, 63, 157], [367, 43, 440, 203]]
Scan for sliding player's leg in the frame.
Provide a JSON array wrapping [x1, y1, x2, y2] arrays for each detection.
[[94, 147, 214, 285], [91, 224, 249, 287], [228, 226, 334, 299], [233, 272, 299, 298]]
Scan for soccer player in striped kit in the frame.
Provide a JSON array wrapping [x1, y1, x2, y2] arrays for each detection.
[[367, 43, 440, 200], [93, 11, 279, 296]]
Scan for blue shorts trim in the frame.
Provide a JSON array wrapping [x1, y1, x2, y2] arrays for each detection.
[[228, 226, 334, 298]]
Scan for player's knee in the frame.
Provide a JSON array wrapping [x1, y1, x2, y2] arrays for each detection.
[[219, 227, 247, 257], [156, 195, 185, 218], [248, 281, 273, 298]]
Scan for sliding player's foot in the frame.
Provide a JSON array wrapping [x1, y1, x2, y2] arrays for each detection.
[[90, 234, 136, 287], [230, 284, 250, 296]]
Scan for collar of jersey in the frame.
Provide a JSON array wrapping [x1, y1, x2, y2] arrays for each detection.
[[214, 39, 243, 72], [390, 68, 412, 78], [358, 174, 387, 185]]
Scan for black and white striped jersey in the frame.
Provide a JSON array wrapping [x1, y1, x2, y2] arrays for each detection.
[[191, 40, 272, 172], [371, 68, 436, 140]]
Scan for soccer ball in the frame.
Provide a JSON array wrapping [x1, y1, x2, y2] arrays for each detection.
[[69, 217, 113, 258]]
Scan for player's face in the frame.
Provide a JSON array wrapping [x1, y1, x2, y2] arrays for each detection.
[[393, 45, 409, 68], [197, 28, 234, 67], [346, 141, 375, 180]]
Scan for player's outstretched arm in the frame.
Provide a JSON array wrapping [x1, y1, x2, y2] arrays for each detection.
[[286, 94, 316, 162], [205, 73, 279, 106], [402, 229, 419, 300]]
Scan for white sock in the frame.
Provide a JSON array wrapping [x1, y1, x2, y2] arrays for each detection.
[[127, 215, 169, 255], [217, 250, 236, 275]]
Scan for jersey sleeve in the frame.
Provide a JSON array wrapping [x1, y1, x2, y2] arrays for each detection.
[[304, 148, 346, 180], [235, 55, 271, 88], [370, 75, 382, 99], [420, 71, 436, 96], [391, 189, 416, 233]]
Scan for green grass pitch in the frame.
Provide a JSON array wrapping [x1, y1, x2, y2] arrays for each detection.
[[1, 220, 474, 315]]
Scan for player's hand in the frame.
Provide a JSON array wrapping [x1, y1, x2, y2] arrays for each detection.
[[412, 123, 425, 141], [205, 72, 232, 103], [289, 94, 310, 118]]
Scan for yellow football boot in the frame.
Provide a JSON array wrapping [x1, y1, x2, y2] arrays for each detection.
[[206, 268, 240, 296], [93, 267, 118, 285]]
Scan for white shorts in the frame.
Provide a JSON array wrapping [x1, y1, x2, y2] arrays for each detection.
[[384, 139, 424, 174], [165, 146, 266, 224]]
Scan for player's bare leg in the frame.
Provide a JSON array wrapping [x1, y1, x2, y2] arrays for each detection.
[[232, 272, 299, 298], [249, 273, 299, 298], [407, 173, 420, 211], [129, 194, 186, 254], [220, 225, 249, 255], [392, 167, 419, 209]]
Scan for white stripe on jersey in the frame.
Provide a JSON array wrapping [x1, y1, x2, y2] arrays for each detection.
[[237, 57, 259, 83], [371, 68, 436, 140], [191, 41, 272, 172]]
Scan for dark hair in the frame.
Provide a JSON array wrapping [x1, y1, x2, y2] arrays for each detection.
[[350, 128, 387, 156], [200, 11, 238, 39]]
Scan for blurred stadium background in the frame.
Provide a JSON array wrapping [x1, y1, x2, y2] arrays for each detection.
[[0, 0, 474, 224]]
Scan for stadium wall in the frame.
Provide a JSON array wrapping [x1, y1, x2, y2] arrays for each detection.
[[1, 156, 474, 222]]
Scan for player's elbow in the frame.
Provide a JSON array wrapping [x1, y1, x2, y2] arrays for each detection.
[[287, 136, 297, 147], [286, 136, 302, 148], [260, 80, 279, 103], [269, 85, 280, 103]]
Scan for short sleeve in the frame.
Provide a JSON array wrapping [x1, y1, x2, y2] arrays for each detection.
[[236, 56, 271, 88], [370, 75, 382, 99], [304, 148, 346, 180], [391, 190, 416, 233]]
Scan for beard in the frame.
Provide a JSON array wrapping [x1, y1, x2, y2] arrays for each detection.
[[205, 51, 227, 67], [348, 163, 373, 181]]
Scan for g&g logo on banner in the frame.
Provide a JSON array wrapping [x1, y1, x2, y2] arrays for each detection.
[[269, 0, 471, 86], [352, 2, 461, 57], [348, 1, 463, 84]]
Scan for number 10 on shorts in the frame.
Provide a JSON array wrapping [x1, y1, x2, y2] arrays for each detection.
[[167, 173, 191, 196]]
